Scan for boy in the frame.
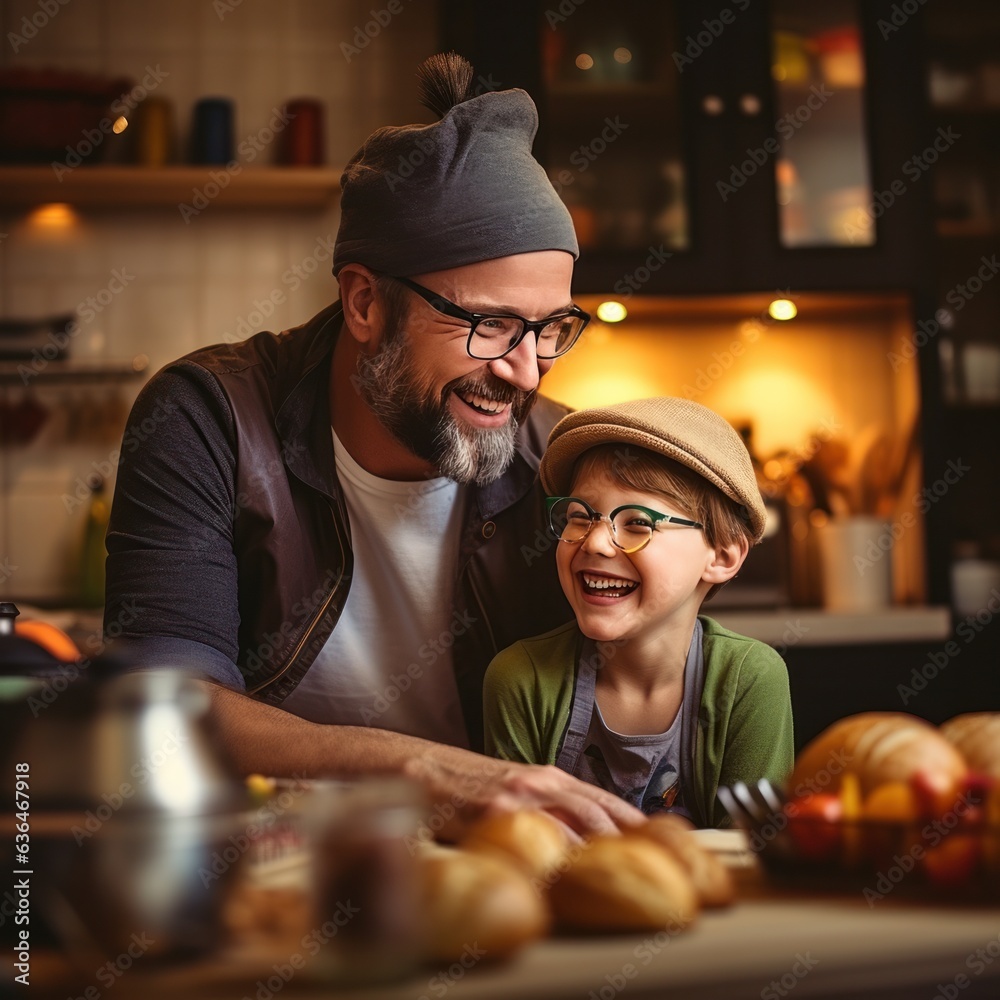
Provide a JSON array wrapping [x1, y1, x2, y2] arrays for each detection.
[[483, 397, 794, 827]]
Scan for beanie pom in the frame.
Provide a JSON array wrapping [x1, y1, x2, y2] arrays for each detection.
[[417, 51, 476, 119]]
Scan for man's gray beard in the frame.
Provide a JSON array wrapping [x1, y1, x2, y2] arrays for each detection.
[[354, 334, 527, 486]]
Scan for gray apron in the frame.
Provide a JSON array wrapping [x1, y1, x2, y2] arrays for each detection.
[[555, 618, 705, 821]]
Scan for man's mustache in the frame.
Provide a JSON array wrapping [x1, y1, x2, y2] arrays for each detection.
[[444, 372, 535, 415]]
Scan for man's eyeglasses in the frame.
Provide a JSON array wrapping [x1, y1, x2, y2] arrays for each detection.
[[389, 275, 590, 361], [546, 496, 704, 555]]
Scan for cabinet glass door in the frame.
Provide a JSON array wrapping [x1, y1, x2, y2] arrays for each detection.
[[538, 1, 688, 254], [770, 0, 875, 247]]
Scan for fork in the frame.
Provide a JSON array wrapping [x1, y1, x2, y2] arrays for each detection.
[[717, 779, 787, 829]]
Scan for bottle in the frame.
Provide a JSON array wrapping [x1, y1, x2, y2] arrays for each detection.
[[80, 478, 110, 608]]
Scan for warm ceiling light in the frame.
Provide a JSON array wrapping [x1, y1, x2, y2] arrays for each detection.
[[613, 47, 632, 64], [768, 298, 798, 321], [575, 53, 594, 70], [596, 301, 627, 323], [112, 116, 128, 133]]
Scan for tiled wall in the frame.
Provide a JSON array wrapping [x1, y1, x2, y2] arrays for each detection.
[[0, 0, 440, 602]]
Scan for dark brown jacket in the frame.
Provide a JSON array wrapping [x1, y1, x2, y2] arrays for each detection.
[[105, 303, 571, 751]]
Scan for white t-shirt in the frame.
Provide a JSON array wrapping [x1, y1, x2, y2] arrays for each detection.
[[280, 430, 470, 747]]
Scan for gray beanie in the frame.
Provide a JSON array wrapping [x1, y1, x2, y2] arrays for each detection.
[[332, 53, 579, 277]]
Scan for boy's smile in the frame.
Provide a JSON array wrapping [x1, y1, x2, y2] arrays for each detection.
[[556, 469, 719, 648]]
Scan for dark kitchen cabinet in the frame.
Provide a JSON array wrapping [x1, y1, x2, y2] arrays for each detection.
[[442, 0, 934, 295], [785, 625, 1000, 753], [919, 0, 1000, 602]]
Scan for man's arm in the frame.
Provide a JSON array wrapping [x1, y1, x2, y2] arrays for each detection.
[[208, 684, 644, 839]]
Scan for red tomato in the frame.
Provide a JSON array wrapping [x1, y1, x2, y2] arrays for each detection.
[[788, 794, 843, 862], [923, 833, 981, 888]]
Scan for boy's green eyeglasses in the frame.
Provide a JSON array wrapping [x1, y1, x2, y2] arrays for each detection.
[[546, 496, 704, 554]]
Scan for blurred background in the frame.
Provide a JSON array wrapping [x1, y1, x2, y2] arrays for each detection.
[[0, 0, 998, 743]]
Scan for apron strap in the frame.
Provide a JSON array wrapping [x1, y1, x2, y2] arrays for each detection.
[[678, 616, 705, 821], [554, 619, 707, 818], [554, 636, 602, 773]]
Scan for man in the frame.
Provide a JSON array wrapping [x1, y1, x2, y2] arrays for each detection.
[[105, 53, 641, 836]]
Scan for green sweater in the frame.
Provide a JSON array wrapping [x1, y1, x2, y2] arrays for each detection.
[[483, 615, 794, 828]]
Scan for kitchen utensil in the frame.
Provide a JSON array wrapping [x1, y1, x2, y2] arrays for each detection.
[[1, 634, 249, 962], [816, 515, 893, 611], [850, 424, 893, 515]]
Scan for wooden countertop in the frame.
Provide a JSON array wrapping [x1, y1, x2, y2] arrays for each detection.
[[35, 862, 1000, 1000]]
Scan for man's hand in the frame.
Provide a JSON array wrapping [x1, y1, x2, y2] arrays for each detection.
[[208, 683, 645, 842], [402, 750, 646, 842]]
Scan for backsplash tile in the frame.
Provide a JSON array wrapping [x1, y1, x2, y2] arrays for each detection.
[[0, 0, 439, 602]]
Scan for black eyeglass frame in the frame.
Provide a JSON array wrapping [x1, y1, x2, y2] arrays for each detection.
[[389, 275, 591, 360]]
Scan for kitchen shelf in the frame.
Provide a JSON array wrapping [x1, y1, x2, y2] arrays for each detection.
[[714, 606, 953, 647], [0, 359, 147, 385], [0, 166, 342, 211]]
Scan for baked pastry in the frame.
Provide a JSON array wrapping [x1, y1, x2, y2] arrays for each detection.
[[420, 848, 549, 962], [460, 809, 571, 887], [940, 713, 1000, 778], [790, 712, 968, 798], [548, 835, 699, 933], [629, 813, 735, 908]]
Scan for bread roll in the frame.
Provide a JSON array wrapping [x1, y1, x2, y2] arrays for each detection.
[[629, 814, 735, 908], [460, 809, 570, 886], [790, 712, 967, 798], [420, 848, 549, 962], [941, 713, 1000, 777], [549, 835, 699, 933]]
